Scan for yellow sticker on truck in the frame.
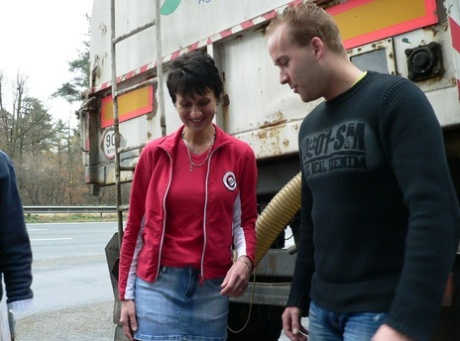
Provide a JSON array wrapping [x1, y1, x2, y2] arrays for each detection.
[[328, 0, 437, 49]]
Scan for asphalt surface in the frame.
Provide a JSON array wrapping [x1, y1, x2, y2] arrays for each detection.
[[16, 300, 115, 341], [14, 222, 117, 340]]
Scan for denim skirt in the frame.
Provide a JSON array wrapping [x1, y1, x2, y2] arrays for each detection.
[[134, 266, 229, 341]]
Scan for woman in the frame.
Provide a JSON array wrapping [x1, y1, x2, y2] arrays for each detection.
[[118, 50, 258, 341]]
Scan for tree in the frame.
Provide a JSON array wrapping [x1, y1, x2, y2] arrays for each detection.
[[0, 13, 121, 206], [0, 72, 73, 205], [0, 72, 9, 152], [0, 73, 55, 158]]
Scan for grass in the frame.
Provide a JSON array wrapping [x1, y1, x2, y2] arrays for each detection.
[[25, 213, 120, 223]]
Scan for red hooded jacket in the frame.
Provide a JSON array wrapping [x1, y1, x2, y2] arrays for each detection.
[[118, 125, 257, 300]]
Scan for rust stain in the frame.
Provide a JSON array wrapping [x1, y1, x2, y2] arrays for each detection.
[[257, 130, 268, 139], [255, 123, 287, 156], [256, 125, 284, 139], [146, 113, 154, 121], [319, 0, 340, 9], [252, 118, 301, 158], [423, 25, 439, 37], [417, 74, 444, 86], [259, 111, 287, 129]]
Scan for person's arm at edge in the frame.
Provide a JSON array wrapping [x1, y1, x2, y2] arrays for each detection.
[[377, 79, 460, 341], [283, 163, 315, 339], [0, 151, 33, 313]]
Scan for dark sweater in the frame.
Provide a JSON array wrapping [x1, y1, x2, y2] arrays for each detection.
[[0, 150, 33, 307], [288, 72, 460, 341]]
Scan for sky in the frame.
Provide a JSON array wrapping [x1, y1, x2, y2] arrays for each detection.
[[0, 0, 93, 128]]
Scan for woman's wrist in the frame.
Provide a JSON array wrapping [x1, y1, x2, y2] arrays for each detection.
[[237, 256, 252, 271]]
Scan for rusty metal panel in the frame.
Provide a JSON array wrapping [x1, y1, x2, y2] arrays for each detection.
[[85, 0, 460, 186], [230, 282, 292, 306], [254, 249, 296, 277], [90, 0, 295, 88], [214, 28, 318, 159]]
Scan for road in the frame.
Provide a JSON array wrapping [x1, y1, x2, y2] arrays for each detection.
[[15, 222, 117, 341]]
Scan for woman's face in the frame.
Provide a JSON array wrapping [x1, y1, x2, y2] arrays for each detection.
[[175, 88, 217, 134]]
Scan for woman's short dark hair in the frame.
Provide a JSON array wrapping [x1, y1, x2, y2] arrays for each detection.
[[166, 50, 223, 104]]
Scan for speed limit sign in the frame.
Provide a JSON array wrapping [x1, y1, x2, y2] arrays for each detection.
[[102, 128, 116, 159]]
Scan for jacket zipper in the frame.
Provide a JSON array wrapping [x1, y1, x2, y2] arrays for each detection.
[[155, 149, 173, 281]]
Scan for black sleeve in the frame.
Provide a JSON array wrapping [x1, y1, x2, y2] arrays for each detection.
[[0, 152, 33, 304], [286, 162, 315, 316], [379, 79, 460, 341]]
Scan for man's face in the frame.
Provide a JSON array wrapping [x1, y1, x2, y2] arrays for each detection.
[[267, 23, 321, 103]]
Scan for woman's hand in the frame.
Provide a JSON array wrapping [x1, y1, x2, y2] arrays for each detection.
[[120, 299, 137, 341], [220, 257, 252, 297]]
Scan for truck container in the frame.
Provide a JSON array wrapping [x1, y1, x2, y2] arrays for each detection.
[[79, 0, 460, 339]]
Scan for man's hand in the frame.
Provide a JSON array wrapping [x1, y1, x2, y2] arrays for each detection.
[[120, 299, 137, 341], [372, 324, 414, 341], [282, 306, 308, 340]]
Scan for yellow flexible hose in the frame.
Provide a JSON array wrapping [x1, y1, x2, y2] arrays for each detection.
[[255, 172, 302, 266]]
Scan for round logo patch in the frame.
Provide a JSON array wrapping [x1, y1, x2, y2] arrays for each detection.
[[223, 172, 237, 191]]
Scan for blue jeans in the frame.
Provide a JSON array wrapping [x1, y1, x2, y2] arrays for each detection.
[[134, 266, 229, 341], [308, 301, 387, 341]]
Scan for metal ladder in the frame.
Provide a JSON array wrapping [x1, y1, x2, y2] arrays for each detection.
[[109, 0, 166, 247]]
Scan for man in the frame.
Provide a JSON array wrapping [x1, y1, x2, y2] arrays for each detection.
[[266, 2, 460, 341], [0, 150, 33, 341]]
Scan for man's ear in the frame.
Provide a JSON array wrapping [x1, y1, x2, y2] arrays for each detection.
[[310, 37, 325, 60]]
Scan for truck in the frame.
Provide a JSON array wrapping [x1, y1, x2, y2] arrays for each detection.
[[78, 0, 460, 340]]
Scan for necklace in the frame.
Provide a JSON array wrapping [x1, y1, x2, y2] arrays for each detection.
[[182, 130, 216, 172], [185, 142, 213, 172]]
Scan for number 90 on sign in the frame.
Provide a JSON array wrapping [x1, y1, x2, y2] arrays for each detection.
[[102, 128, 116, 159]]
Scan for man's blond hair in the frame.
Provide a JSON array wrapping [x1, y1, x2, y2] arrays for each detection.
[[267, 1, 345, 54]]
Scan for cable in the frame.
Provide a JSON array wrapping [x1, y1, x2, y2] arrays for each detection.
[[226, 268, 257, 334]]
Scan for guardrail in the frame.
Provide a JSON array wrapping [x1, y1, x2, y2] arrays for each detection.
[[23, 206, 118, 214]]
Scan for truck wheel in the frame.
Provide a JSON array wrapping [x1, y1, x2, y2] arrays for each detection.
[[227, 302, 283, 341]]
